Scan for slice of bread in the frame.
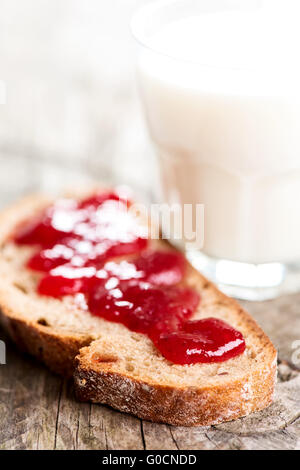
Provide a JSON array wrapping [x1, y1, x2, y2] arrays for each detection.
[[0, 192, 277, 426]]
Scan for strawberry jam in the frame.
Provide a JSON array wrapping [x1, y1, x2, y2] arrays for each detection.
[[88, 281, 200, 338], [154, 318, 246, 364], [13, 191, 246, 364]]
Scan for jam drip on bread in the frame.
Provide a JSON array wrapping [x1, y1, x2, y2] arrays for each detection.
[[13, 191, 245, 364]]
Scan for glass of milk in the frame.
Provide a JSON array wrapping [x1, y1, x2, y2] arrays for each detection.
[[131, 0, 300, 300]]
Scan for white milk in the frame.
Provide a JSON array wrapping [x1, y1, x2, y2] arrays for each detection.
[[136, 2, 300, 264]]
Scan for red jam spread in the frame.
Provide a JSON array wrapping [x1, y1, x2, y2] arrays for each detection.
[[13, 191, 246, 364], [155, 318, 246, 365]]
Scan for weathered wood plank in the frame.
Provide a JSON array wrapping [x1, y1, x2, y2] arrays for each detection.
[[242, 293, 300, 368], [142, 422, 178, 450], [0, 331, 62, 450], [88, 404, 144, 450]]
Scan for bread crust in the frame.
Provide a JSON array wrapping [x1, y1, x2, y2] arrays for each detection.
[[0, 193, 277, 425], [0, 305, 92, 376], [74, 351, 277, 426]]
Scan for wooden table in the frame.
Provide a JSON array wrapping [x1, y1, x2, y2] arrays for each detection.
[[1, 293, 299, 450]]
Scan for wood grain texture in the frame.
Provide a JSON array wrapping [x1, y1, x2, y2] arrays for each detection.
[[0, 295, 299, 450]]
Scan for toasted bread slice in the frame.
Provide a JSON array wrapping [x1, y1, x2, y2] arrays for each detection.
[[0, 192, 277, 425]]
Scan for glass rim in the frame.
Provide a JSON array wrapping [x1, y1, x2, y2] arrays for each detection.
[[130, 0, 300, 74], [130, 0, 257, 71]]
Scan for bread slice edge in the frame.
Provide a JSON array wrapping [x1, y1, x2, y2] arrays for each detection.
[[0, 192, 277, 425]]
